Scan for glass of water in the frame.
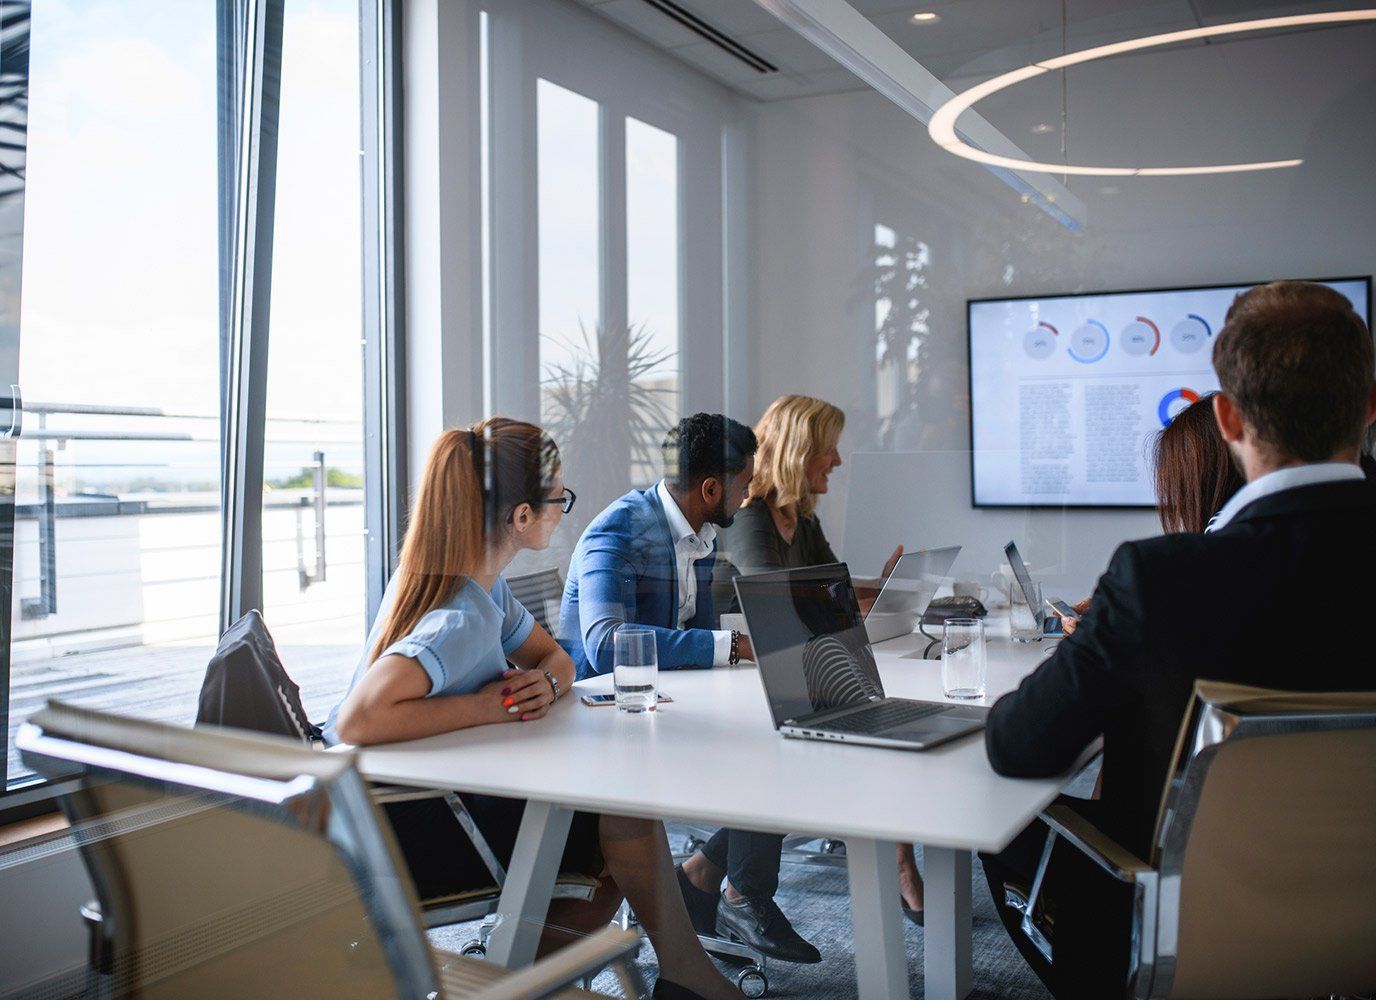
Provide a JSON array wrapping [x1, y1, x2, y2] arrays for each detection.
[[942, 618, 987, 700], [1009, 580, 1043, 643], [613, 625, 658, 713]]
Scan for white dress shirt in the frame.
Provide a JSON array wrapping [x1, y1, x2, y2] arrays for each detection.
[[1206, 461, 1365, 533], [655, 480, 733, 665]]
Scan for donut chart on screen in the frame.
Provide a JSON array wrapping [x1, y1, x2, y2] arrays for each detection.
[[1023, 321, 1057, 359], [1068, 320, 1110, 363], [1158, 387, 1201, 426], [1170, 313, 1211, 354], [1120, 316, 1160, 356]]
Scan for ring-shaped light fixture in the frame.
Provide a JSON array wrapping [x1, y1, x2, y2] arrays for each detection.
[[928, 9, 1376, 177]]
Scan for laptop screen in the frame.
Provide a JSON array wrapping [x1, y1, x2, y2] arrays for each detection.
[[734, 564, 885, 727], [1003, 540, 1043, 626], [865, 545, 961, 630]]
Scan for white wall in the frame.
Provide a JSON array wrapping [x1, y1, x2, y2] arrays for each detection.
[[745, 23, 1376, 597]]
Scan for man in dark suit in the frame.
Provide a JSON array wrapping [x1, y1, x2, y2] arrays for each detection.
[[981, 280, 1376, 999]]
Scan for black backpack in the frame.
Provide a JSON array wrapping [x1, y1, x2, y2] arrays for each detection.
[[195, 610, 322, 744]]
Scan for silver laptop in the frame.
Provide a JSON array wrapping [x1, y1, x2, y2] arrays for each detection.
[[1003, 540, 1044, 627], [863, 545, 961, 644], [734, 563, 987, 751]]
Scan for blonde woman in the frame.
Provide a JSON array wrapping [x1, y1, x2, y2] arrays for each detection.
[[678, 397, 919, 966], [327, 419, 738, 1000]]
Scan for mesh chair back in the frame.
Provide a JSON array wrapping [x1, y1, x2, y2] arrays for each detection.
[[1153, 682, 1376, 999], [507, 568, 564, 634], [17, 702, 438, 999]]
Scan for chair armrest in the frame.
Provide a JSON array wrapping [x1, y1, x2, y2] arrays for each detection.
[[1041, 803, 1153, 883], [369, 783, 449, 804], [449, 925, 643, 1000]]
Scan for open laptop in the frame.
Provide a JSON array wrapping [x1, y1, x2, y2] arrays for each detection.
[[863, 545, 961, 644], [1004, 540, 1043, 627], [734, 563, 987, 751]]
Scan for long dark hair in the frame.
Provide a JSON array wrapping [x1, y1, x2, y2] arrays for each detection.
[[1153, 393, 1244, 534]]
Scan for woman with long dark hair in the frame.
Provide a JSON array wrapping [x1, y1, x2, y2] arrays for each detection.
[[327, 418, 738, 1000]]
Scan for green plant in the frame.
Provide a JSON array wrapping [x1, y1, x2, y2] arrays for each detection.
[[540, 321, 676, 538]]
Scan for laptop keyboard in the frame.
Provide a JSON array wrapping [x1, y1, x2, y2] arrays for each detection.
[[818, 700, 947, 735]]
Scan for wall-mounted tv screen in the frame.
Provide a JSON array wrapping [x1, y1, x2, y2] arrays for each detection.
[[968, 276, 1372, 508]]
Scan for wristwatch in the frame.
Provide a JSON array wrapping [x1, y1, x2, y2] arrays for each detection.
[[543, 670, 562, 702], [729, 630, 742, 666]]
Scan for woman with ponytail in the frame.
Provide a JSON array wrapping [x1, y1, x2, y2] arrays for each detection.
[[326, 418, 738, 1000]]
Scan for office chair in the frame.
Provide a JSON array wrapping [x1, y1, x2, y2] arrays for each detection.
[[17, 701, 645, 1000], [196, 609, 600, 956], [507, 567, 565, 635], [1013, 680, 1376, 998]]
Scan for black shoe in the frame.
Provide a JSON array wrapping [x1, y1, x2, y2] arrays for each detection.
[[674, 864, 721, 937], [653, 979, 708, 1000], [902, 903, 924, 927], [717, 893, 822, 964]]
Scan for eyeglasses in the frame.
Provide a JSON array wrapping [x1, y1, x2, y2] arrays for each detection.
[[537, 487, 577, 514]]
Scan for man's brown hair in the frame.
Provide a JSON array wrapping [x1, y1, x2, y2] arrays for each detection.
[[1212, 280, 1373, 462]]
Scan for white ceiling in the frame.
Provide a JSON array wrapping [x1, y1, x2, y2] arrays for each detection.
[[575, 0, 1376, 101]]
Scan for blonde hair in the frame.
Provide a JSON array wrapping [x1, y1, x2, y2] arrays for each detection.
[[371, 417, 558, 662], [746, 395, 845, 518]]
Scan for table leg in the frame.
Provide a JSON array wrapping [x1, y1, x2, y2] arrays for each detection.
[[923, 845, 973, 1000], [485, 800, 573, 967], [845, 836, 909, 1000]]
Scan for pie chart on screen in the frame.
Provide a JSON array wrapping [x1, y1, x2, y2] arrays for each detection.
[[1120, 316, 1160, 356], [1068, 320, 1110, 363], [1023, 321, 1057, 359], [1158, 387, 1201, 427]]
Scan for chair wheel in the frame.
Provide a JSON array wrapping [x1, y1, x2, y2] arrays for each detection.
[[736, 967, 767, 998], [821, 839, 845, 855], [460, 941, 486, 957]]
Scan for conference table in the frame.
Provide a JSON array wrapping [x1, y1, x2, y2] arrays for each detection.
[[353, 619, 1084, 1000]]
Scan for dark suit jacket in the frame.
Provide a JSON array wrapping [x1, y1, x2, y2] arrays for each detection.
[[986, 478, 1376, 859]]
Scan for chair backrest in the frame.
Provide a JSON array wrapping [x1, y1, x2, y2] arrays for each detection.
[[17, 701, 438, 999], [196, 610, 319, 743], [1147, 681, 1376, 999], [507, 568, 564, 634]]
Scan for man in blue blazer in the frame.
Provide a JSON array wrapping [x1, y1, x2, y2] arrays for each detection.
[[560, 413, 758, 679]]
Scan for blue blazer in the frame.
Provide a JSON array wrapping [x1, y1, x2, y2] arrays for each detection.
[[559, 487, 717, 679]]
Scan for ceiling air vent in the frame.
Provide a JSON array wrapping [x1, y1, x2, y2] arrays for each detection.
[[638, 0, 779, 74]]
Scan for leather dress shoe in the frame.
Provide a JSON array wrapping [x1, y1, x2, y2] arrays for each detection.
[[717, 893, 822, 964], [674, 864, 720, 937]]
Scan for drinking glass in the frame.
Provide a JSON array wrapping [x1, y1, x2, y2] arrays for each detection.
[[613, 625, 658, 713], [1009, 580, 1043, 643], [942, 618, 987, 700]]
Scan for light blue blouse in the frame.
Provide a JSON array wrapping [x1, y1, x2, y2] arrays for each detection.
[[323, 574, 535, 744]]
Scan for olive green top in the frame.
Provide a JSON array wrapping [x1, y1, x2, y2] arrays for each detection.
[[711, 501, 838, 617]]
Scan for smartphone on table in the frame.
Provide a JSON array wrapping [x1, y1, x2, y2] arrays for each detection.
[[580, 693, 674, 707]]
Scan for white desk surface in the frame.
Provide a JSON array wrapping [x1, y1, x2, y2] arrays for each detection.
[[352, 619, 1073, 854]]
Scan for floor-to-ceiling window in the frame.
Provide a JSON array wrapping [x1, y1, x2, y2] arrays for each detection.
[[2, 0, 401, 794]]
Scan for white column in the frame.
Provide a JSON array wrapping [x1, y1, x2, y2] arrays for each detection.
[[402, 0, 485, 490]]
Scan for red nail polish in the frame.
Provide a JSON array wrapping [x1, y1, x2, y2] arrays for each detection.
[[502, 696, 514, 707], [501, 688, 511, 696]]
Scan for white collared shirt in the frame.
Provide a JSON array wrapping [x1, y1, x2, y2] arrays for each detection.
[[655, 480, 733, 665], [1205, 461, 1365, 533]]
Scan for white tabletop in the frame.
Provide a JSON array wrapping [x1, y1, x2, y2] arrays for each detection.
[[353, 618, 1075, 854]]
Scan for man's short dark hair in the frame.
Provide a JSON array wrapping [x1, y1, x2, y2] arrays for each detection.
[[1212, 281, 1373, 462], [663, 413, 757, 491]]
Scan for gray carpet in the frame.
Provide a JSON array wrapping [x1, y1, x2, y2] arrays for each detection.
[[428, 831, 1053, 998]]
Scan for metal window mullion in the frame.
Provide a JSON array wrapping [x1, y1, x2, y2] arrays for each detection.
[[220, 0, 283, 631], [360, 0, 407, 626]]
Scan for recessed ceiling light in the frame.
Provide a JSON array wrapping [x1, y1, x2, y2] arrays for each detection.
[[1030, 122, 1054, 134], [927, 9, 1376, 177], [909, 12, 941, 24]]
